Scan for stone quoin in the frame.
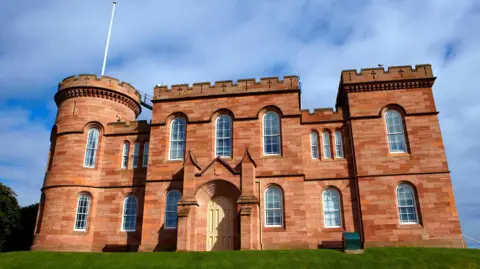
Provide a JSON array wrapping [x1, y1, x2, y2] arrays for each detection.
[[32, 64, 464, 252]]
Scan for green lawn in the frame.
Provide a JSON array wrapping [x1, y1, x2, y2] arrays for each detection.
[[1, 247, 479, 269]]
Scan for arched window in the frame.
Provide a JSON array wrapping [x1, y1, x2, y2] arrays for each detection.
[[132, 142, 140, 168], [121, 142, 129, 168], [165, 190, 182, 229], [263, 112, 281, 155], [142, 142, 149, 167], [83, 128, 99, 168], [385, 110, 407, 153], [310, 132, 319, 159], [74, 194, 90, 231], [323, 188, 342, 228], [265, 186, 283, 227], [322, 131, 332, 159], [215, 115, 233, 157], [122, 196, 137, 231], [335, 130, 344, 158], [396, 184, 418, 224], [169, 118, 186, 160]]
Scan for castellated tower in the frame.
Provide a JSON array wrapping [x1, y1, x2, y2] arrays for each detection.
[[33, 75, 150, 252]]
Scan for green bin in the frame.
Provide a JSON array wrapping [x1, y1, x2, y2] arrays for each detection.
[[343, 232, 361, 251]]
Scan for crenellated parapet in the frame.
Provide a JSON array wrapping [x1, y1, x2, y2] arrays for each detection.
[[55, 74, 142, 116], [154, 76, 299, 101], [105, 120, 150, 135], [301, 107, 343, 123], [341, 64, 436, 91]]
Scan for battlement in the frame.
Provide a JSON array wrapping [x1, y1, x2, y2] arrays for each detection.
[[154, 76, 299, 100], [106, 120, 150, 135], [301, 107, 343, 123], [58, 74, 141, 104], [341, 64, 434, 84]]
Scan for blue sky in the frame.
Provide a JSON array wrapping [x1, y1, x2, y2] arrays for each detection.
[[0, 0, 479, 248]]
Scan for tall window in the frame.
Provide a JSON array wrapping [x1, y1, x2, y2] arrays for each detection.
[[132, 142, 140, 168], [83, 128, 99, 168], [165, 190, 182, 229], [142, 142, 149, 167], [263, 112, 281, 155], [396, 184, 418, 224], [74, 194, 90, 231], [335, 130, 344, 158], [265, 186, 283, 227], [122, 196, 137, 231], [215, 115, 233, 157], [322, 131, 332, 159], [323, 188, 342, 228], [169, 118, 186, 160], [385, 110, 407, 153], [121, 142, 129, 168], [311, 132, 319, 159]]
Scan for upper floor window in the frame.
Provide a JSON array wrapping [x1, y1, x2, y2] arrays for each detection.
[[74, 194, 90, 231], [263, 112, 281, 155], [323, 188, 342, 228], [121, 142, 129, 168], [132, 142, 140, 168], [121, 195, 137, 232], [83, 128, 99, 168], [165, 190, 182, 229], [215, 115, 232, 158], [385, 110, 407, 153], [142, 142, 149, 167], [265, 186, 283, 227], [322, 131, 332, 159], [310, 132, 319, 159], [396, 184, 418, 224], [335, 130, 344, 158], [169, 118, 186, 160]]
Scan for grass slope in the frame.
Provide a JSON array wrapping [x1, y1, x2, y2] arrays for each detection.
[[1, 247, 479, 269]]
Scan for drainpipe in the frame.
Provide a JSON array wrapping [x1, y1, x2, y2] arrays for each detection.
[[348, 115, 365, 247], [256, 180, 263, 250]]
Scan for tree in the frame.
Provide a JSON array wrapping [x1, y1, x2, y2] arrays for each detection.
[[0, 183, 20, 252]]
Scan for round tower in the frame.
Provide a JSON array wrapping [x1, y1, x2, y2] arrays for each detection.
[[33, 75, 142, 251]]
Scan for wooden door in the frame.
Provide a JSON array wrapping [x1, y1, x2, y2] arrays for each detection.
[[206, 196, 234, 251]]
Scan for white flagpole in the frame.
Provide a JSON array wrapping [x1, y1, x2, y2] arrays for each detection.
[[101, 2, 117, 76]]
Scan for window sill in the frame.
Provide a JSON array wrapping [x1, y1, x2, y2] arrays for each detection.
[[262, 154, 283, 159], [398, 223, 423, 229], [164, 227, 177, 230], [167, 159, 184, 163], [387, 152, 411, 157], [263, 226, 285, 232], [121, 230, 136, 233], [323, 227, 345, 232], [72, 230, 88, 235]]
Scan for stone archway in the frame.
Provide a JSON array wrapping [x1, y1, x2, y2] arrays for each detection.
[[195, 180, 241, 251]]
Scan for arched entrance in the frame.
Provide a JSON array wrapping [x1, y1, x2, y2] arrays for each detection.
[[195, 180, 240, 251], [207, 196, 235, 251]]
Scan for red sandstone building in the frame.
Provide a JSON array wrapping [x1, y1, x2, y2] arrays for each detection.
[[32, 64, 464, 252]]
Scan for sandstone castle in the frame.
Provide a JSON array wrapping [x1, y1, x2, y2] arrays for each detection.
[[32, 64, 464, 252]]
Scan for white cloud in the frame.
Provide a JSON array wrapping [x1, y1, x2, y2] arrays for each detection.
[[0, 0, 479, 247]]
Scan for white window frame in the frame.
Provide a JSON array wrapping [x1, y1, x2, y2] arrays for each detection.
[[310, 132, 319, 159], [121, 142, 129, 169], [335, 130, 344, 158], [164, 190, 182, 229], [132, 142, 140, 168], [396, 184, 419, 225], [83, 128, 100, 168], [264, 186, 284, 227], [322, 131, 332, 159], [215, 115, 233, 158], [73, 194, 90, 231], [323, 188, 342, 228], [168, 118, 186, 160], [142, 142, 149, 167], [121, 195, 137, 232], [262, 111, 281, 156], [385, 110, 407, 153]]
